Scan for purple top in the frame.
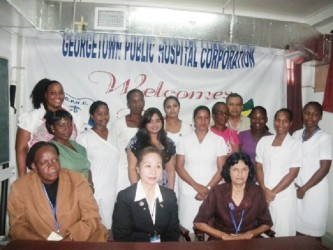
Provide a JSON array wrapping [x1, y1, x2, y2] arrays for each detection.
[[193, 183, 272, 239], [238, 130, 272, 166]]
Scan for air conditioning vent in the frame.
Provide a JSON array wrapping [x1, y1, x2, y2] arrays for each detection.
[[94, 7, 126, 30]]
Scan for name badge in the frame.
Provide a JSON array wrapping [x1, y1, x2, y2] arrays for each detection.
[[149, 235, 161, 243], [47, 231, 63, 241]]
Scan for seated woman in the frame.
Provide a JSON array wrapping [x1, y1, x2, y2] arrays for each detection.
[[193, 152, 272, 240], [7, 141, 108, 241], [112, 146, 180, 242]]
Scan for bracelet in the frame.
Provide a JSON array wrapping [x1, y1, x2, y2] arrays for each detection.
[[206, 185, 211, 190]]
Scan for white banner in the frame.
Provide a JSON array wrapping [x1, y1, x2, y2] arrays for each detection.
[[24, 33, 286, 131]]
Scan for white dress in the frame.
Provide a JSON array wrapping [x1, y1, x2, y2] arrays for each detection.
[[165, 121, 193, 197], [177, 130, 227, 232], [292, 129, 332, 236], [256, 134, 302, 237], [18, 105, 83, 147], [165, 121, 193, 146], [76, 129, 119, 229], [109, 116, 139, 193]]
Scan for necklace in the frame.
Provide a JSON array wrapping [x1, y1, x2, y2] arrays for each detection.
[[302, 127, 320, 142]]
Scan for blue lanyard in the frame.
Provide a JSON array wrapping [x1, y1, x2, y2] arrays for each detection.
[[228, 202, 245, 234], [302, 127, 320, 142], [42, 184, 60, 232]]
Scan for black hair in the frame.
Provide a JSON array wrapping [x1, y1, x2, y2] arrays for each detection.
[[274, 108, 293, 122], [137, 145, 164, 168], [126, 89, 144, 103], [221, 152, 255, 183], [135, 107, 172, 164], [226, 93, 243, 105], [26, 141, 59, 170], [249, 106, 268, 118], [44, 109, 73, 134], [193, 105, 210, 119], [163, 96, 180, 109], [303, 101, 323, 116], [30, 78, 61, 109], [211, 102, 227, 115], [89, 101, 109, 115]]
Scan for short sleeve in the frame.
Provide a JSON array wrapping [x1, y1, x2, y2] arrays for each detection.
[[319, 133, 332, 160], [216, 136, 228, 157]]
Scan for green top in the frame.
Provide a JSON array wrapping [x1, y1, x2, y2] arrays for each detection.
[[51, 140, 90, 179]]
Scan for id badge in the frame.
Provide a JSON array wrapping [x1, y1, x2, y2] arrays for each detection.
[[47, 231, 63, 241], [149, 235, 161, 243]]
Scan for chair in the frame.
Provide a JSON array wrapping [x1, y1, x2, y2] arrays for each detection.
[[179, 224, 191, 241]]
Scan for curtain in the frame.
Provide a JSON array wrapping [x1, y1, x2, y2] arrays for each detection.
[[322, 31, 333, 112], [287, 60, 303, 133]]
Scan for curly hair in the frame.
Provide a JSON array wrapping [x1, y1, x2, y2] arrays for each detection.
[[26, 141, 59, 170], [221, 152, 255, 183], [30, 78, 61, 109]]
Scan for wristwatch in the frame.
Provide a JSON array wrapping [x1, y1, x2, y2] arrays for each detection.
[[207, 185, 211, 190]]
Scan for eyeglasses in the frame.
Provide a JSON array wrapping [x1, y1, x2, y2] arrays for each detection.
[[216, 111, 229, 116], [37, 158, 60, 170]]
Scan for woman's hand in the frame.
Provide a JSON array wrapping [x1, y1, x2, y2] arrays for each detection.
[[231, 231, 254, 240], [221, 233, 241, 240], [296, 186, 306, 199], [193, 183, 208, 198], [264, 187, 275, 203]]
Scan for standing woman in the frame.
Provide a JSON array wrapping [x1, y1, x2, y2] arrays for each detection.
[[211, 102, 239, 156], [127, 107, 176, 189], [163, 96, 192, 145], [176, 105, 227, 232], [239, 106, 272, 167], [77, 101, 119, 230], [110, 89, 145, 193], [256, 108, 302, 237], [15, 78, 82, 177], [292, 102, 332, 239], [44, 110, 91, 181]]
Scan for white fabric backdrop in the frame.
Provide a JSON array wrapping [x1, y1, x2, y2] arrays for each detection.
[[23, 33, 286, 131]]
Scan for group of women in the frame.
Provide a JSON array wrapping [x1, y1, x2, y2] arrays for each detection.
[[8, 78, 332, 243]]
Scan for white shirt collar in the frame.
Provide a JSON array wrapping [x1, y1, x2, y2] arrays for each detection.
[[134, 180, 163, 203]]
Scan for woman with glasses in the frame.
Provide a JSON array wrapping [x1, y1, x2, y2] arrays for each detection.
[[211, 102, 240, 156]]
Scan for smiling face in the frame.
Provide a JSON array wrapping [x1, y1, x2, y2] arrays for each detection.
[[31, 145, 61, 184], [91, 104, 110, 127], [303, 104, 322, 129], [212, 103, 229, 127], [51, 118, 73, 142], [45, 82, 65, 111], [146, 113, 163, 135], [164, 98, 180, 119], [230, 160, 249, 186], [250, 109, 268, 132], [274, 111, 292, 135], [137, 152, 163, 186]]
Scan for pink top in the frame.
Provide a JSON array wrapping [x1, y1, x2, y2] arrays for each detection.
[[211, 127, 240, 155]]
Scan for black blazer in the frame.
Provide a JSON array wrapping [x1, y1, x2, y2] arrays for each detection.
[[112, 183, 180, 242]]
